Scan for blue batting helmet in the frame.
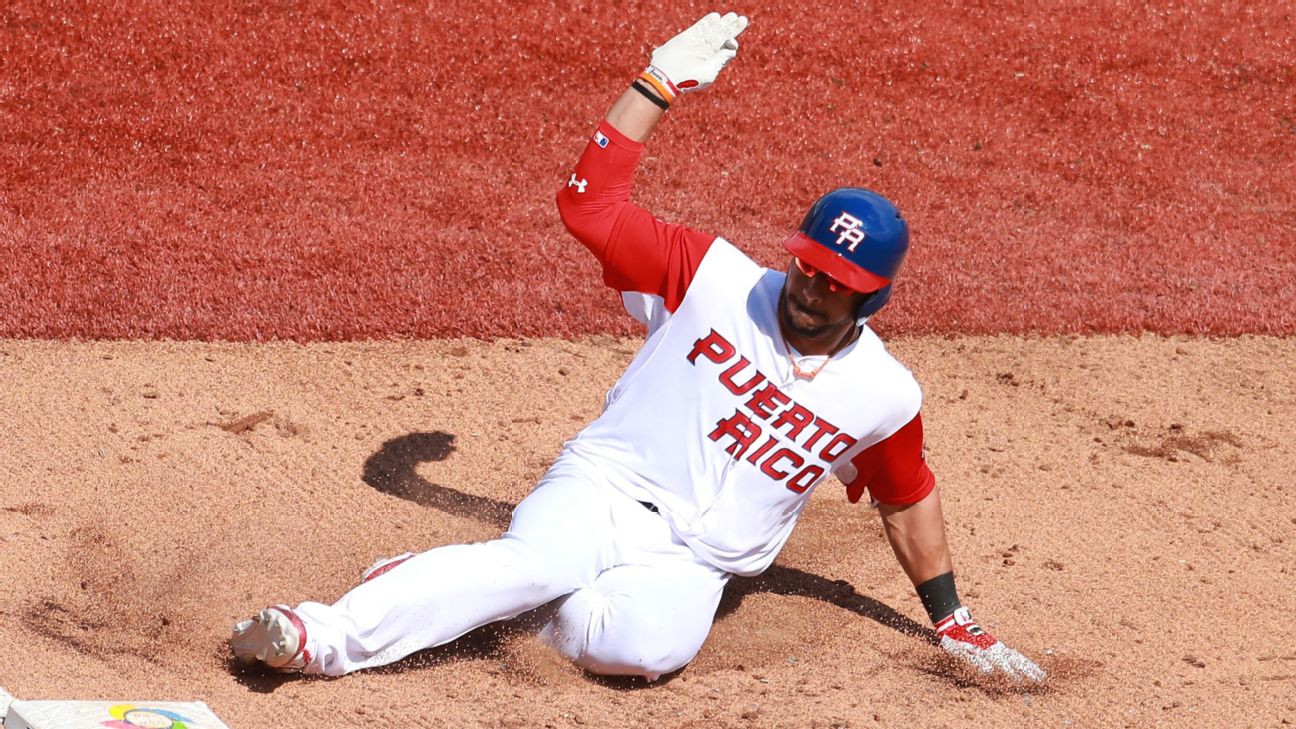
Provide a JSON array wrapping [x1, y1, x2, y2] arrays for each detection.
[[782, 188, 909, 318]]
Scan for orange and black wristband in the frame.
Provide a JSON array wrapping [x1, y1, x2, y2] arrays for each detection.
[[631, 79, 669, 110], [637, 65, 679, 104]]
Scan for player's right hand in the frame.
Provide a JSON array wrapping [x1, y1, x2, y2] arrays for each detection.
[[935, 607, 1046, 682], [643, 12, 749, 102]]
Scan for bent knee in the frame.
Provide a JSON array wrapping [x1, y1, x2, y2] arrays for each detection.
[[547, 590, 706, 680], [575, 636, 698, 680]]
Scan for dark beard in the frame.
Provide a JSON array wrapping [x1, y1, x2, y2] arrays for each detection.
[[779, 291, 849, 340]]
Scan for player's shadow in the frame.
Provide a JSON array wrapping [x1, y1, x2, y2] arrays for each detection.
[[360, 431, 935, 667], [361, 430, 514, 528]]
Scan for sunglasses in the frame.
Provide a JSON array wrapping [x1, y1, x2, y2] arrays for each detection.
[[794, 257, 849, 293]]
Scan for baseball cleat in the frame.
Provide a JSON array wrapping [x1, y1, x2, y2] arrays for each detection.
[[360, 551, 415, 583], [230, 605, 311, 672]]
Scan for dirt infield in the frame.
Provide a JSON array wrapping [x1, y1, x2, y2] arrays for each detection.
[[1, 336, 1293, 727], [3, 1, 1295, 728]]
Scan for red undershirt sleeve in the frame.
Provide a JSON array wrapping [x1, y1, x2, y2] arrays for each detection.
[[843, 413, 936, 506], [556, 121, 715, 313]]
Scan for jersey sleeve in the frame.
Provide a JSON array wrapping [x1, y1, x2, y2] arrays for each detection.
[[842, 413, 936, 506], [555, 121, 715, 313]]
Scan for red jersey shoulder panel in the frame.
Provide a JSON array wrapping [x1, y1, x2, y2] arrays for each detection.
[[843, 412, 936, 506], [556, 122, 715, 313]]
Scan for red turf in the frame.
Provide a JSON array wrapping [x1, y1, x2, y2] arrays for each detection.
[[2, 1, 1292, 340]]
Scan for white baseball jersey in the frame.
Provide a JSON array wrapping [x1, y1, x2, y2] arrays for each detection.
[[563, 238, 923, 575], [556, 122, 934, 576]]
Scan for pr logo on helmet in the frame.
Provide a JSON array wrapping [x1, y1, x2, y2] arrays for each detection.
[[829, 212, 866, 251]]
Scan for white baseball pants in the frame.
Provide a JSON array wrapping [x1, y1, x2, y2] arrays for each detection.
[[291, 457, 730, 679]]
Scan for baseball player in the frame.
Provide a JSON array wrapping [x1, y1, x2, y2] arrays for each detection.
[[231, 12, 1045, 684]]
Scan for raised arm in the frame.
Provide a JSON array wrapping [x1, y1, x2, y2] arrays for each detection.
[[603, 83, 667, 143], [555, 13, 747, 312], [606, 11, 747, 141]]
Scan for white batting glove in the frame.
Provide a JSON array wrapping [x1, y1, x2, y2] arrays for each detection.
[[935, 607, 1046, 682], [639, 12, 749, 103]]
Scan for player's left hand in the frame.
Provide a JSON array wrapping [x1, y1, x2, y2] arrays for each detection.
[[935, 607, 1046, 682], [645, 12, 749, 99]]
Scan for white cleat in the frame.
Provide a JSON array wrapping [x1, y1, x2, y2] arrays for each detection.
[[360, 552, 415, 583], [230, 605, 310, 672]]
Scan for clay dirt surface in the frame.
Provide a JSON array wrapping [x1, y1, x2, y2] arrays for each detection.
[[1, 335, 1293, 727], [2, 1, 1294, 727]]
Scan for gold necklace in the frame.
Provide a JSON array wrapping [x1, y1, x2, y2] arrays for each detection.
[[784, 326, 855, 380]]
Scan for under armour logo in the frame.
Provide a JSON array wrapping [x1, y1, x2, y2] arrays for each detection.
[[829, 212, 866, 252], [568, 174, 588, 193]]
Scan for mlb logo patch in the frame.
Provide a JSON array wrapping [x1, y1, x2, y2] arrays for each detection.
[[593, 131, 609, 148]]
